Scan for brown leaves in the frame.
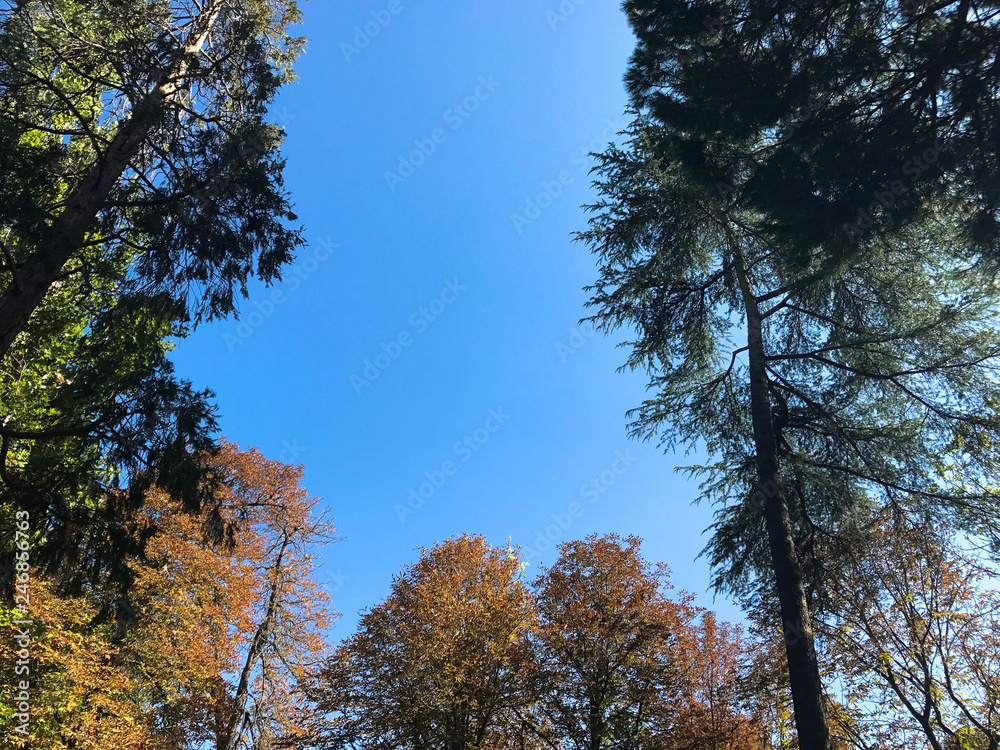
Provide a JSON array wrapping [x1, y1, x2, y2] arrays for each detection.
[[304, 533, 767, 750], [0, 578, 151, 750], [814, 509, 1000, 748], [304, 534, 534, 750], [0, 439, 337, 750], [532, 534, 767, 750]]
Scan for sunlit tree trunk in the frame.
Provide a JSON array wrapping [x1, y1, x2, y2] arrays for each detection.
[[0, 0, 226, 359]]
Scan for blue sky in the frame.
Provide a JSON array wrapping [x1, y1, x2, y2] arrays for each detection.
[[171, 0, 743, 636]]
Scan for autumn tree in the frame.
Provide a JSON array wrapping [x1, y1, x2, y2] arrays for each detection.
[[529, 534, 693, 749], [665, 612, 768, 750], [300, 534, 537, 750], [739, 620, 798, 750], [129, 441, 337, 750], [814, 509, 1000, 749], [0, 440, 337, 750], [0, 577, 151, 750]]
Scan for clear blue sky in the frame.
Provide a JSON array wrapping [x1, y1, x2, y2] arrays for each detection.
[[171, 0, 742, 636]]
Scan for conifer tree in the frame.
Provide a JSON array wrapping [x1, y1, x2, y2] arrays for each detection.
[[578, 114, 1000, 749]]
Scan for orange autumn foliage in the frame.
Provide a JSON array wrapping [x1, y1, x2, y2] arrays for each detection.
[[1, 440, 336, 750], [301, 534, 537, 750], [301, 533, 770, 750], [532, 534, 768, 750]]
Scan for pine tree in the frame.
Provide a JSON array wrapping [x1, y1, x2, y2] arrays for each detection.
[[623, 0, 1000, 264], [0, 0, 306, 357]]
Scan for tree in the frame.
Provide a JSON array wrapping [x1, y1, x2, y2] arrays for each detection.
[[815, 509, 1000, 749], [0, 280, 220, 608], [130, 441, 337, 750], [301, 535, 537, 750], [739, 618, 798, 750], [623, 0, 1000, 263], [0, 0, 305, 358], [0, 0, 306, 600], [665, 612, 768, 750], [0, 440, 337, 750], [0, 576, 151, 750], [529, 534, 695, 750], [578, 110, 1000, 748]]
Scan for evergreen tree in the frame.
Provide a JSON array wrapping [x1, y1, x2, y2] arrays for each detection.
[[584, 2, 1000, 744], [578, 115, 1000, 749], [623, 0, 1000, 264], [0, 0, 305, 603], [0, 0, 305, 357]]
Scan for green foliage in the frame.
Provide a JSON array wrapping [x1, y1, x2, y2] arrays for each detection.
[[580, 114, 1000, 596], [623, 0, 1000, 261], [0, 0, 306, 603]]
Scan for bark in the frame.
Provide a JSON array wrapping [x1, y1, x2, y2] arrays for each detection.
[[726, 222, 831, 750], [0, 0, 227, 359], [217, 532, 290, 750]]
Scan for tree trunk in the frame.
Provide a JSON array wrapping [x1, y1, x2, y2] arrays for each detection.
[[727, 224, 830, 750], [0, 0, 226, 359], [216, 532, 291, 750]]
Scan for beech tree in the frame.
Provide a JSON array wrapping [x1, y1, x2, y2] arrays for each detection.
[[815, 509, 1000, 749], [301, 535, 537, 750], [0, 577, 150, 750], [529, 534, 695, 749], [578, 111, 1000, 749], [0, 441, 336, 750], [665, 612, 768, 750], [133, 441, 336, 750]]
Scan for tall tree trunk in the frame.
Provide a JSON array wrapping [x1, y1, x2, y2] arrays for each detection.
[[0, 0, 226, 359], [727, 224, 830, 750], [217, 533, 290, 750]]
